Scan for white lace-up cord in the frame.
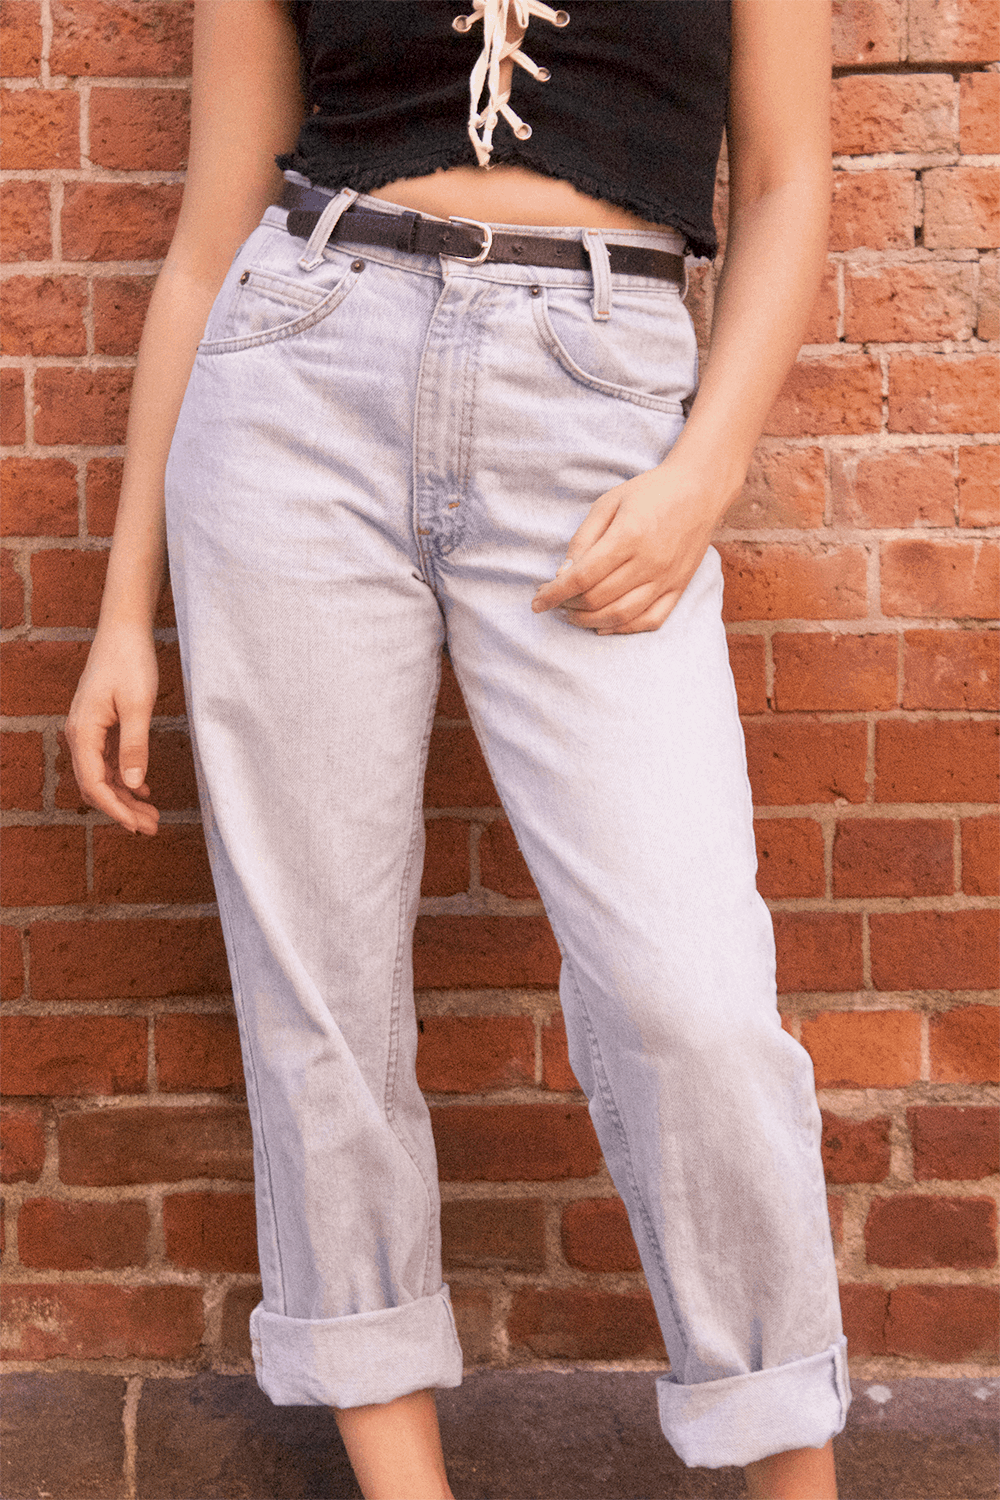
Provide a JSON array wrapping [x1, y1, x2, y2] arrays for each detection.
[[453, 0, 569, 167]]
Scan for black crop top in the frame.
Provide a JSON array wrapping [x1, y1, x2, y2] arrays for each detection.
[[278, 1, 731, 260]]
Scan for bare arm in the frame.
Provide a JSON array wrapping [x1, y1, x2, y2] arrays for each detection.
[[532, 0, 832, 633], [66, 0, 304, 831]]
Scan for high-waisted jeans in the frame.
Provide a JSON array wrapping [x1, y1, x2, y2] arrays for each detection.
[[164, 183, 850, 1470]]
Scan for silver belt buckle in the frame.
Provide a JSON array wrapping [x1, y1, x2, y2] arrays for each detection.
[[447, 215, 494, 265]]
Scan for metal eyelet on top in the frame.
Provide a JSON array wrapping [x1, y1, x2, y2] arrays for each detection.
[[238, 270, 250, 285]]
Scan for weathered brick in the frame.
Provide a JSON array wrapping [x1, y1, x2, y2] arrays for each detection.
[[1, 457, 78, 536], [924, 167, 1000, 250], [0, 1282, 203, 1360], [909, 1106, 1000, 1182], [92, 823, 214, 904], [722, 446, 826, 530], [719, 544, 867, 622], [415, 1015, 535, 1093], [30, 548, 106, 628], [1, 1015, 147, 1097], [908, 0, 1000, 63], [92, 275, 156, 357], [424, 726, 499, 807], [764, 355, 882, 438], [83, 456, 122, 535], [832, 0, 904, 65], [801, 1010, 922, 1088], [833, 818, 953, 897], [430, 1103, 601, 1181], [958, 446, 1000, 529], [155, 1014, 244, 1094], [1, 2, 42, 75], [772, 632, 896, 712], [962, 817, 999, 896], [845, 264, 976, 344], [830, 170, 915, 251], [831, 74, 955, 154], [902, 630, 998, 710], [865, 1195, 996, 1269], [1, 549, 24, 628], [0, 1106, 46, 1183], [0, 88, 78, 169], [50, 0, 194, 76], [0, 276, 87, 357], [930, 1005, 1000, 1084], [727, 634, 767, 714], [889, 355, 999, 435], [33, 368, 133, 447], [18, 1197, 149, 1270], [802, 262, 838, 345], [88, 86, 189, 170], [979, 257, 1000, 341], [61, 183, 182, 262], [1, 369, 26, 445], [29, 917, 230, 1002], [58, 1105, 253, 1186], [743, 720, 867, 805], [478, 820, 538, 898], [163, 1191, 258, 1272], [561, 1197, 642, 1272], [435, 655, 467, 719], [839, 1283, 889, 1356], [451, 1286, 494, 1365], [876, 719, 999, 803], [540, 1014, 581, 1092], [219, 1282, 260, 1363], [830, 448, 955, 529], [960, 71, 1000, 154], [754, 818, 825, 898], [885, 1285, 999, 1361], [870, 911, 1000, 992], [507, 1288, 664, 1360], [1, 926, 26, 1001], [2, 825, 87, 906], [773, 912, 863, 993], [0, 732, 44, 812], [821, 1112, 891, 1183], [441, 1198, 546, 1271], [413, 916, 559, 989], [0, 180, 51, 262]]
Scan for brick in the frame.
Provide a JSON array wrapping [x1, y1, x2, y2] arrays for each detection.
[[831, 74, 955, 155], [1, 1015, 147, 1096], [979, 257, 1000, 341], [478, 820, 538, 898], [821, 1112, 891, 1184], [931, 1005, 1000, 1083], [838, 1284, 889, 1356], [0, 180, 50, 262], [772, 912, 863, 994], [451, 1286, 493, 1364], [18, 1197, 149, 1270], [903, 630, 998, 710], [416, 1015, 535, 1093], [61, 183, 182, 262], [876, 719, 999, 803], [743, 720, 867, 805], [845, 264, 976, 344], [5, 636, 184, 720], [831, 0, 904, 65], [909, 1105, 1000, 1181], [424, 726, 499, 807], [719, 544, 867, 622], [541, 1014, 581, 1091], [886, 1285, 999, 1361], [441, 1197, 546, 1271], [908, 0, 1000, 62], [726, 634, 767, 714], [764, 355, 882, 439], [84, 456, 122, 535], [29, 548, 106, 629], [1, 549, 24, 628], [828, 1194, 844, 1252], [962, 817, 999, 896], [865, 1195, 996, 1269], [0, 733, 44, 811], [0, 1107, 45, 1183], [163, 1191, 258, 1273], [431, 1103, 601, 1181], [830, 170, 915, 251], [799, 262, 837, 345], [832, 818, 953, 897], [923, 167, 1000, 250], [754, 818, 825, 897], [0, 1282, 203, 1360], [219, 1282, 260, 1363], [889, 355, 999, 435], [435, 655, 467, 719], [958, 446, 1000, 529], [2, 825, 87, 906], [413, 915, 559, 989], [58, 1104, 253, 1186], [0, 276, 87, 357], [30, 917, 229, 1002], [561, 1197, 642, 1272], [1, 926, 25, 1001], [830, 448, 955, 530], [33, 368, 133, 447], [871, 911, 1000, 992], [92, 275, 156, 358], [507, 1288, 664, 1360], [89, 86, 189, 170], [92, 823, 214, 903], [1, 457, 78, 536], [772, 632, 896, 712], [155, 1014, 244, 1094], [723, 446, 826, 530], [0, 88, 78, 169], [960, 72, 1000, 154], [1, 369, 26, 445], [50, 0, 193, 75], [801, 1010, 921, 1088], [1, 2, 42, 75]]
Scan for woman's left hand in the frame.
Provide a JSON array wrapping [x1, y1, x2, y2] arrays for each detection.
[[530, 460, 726, 635]]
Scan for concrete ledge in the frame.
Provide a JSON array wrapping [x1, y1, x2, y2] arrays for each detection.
[[2, 1371, 997, 1498]]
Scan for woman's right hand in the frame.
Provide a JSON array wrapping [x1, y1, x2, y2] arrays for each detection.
[[65, 624, 161, 835]]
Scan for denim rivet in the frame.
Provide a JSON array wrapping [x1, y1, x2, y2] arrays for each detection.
[[238, 270, 250, 285], [352, 259, 364, 273], [529, 285, 541, 297]]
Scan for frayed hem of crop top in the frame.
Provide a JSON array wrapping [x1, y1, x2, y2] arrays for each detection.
[[275, 145, 717, 262]]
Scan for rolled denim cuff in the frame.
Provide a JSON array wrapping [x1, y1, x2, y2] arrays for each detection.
[[250, 1285, 464, 1407], [657, 1336, 851, 1469]]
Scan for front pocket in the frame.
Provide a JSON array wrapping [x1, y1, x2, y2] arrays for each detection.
[[199, 260, 364, 356]]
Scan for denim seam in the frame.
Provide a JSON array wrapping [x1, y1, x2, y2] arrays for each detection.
[[198, 264, 363, 356], [532, 288, 685, 413]]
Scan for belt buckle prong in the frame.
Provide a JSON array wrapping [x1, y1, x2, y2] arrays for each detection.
[[447, 215, 494, 265]]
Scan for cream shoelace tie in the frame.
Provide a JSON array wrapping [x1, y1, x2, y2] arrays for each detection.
[[453, 0, 570, 167]]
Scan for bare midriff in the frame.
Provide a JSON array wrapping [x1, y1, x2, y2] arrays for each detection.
[[368, 162, 667, 234]]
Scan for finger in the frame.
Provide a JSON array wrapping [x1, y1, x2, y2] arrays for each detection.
[[70, 722, 154, 834], [117, 700, 152, 791], [532, 527, 640, 612], [561, 579, 663, 632], [596, 591, 682, 635], [563, 490, 621, 563]]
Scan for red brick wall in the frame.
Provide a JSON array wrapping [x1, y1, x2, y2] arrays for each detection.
[[2, 0, 998, 1383]]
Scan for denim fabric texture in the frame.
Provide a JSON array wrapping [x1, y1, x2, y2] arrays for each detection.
[[164, 183, 850, 1468]]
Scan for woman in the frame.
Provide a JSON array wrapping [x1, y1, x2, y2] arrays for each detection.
[[67, 2, 847, 1495]]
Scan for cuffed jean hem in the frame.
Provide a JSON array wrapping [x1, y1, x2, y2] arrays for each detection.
[[656, 1336, 851, 1469], [250, 1286, 464, 1407]]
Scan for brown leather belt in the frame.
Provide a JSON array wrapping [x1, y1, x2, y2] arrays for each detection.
[[279, 182, 685, 284]]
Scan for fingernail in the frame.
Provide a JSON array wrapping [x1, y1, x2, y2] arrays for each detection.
[[123, 768, 143, 788]]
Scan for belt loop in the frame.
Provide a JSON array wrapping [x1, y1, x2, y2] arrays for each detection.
[[582, 229, 612, 321], [298, 187, 359, 271], [680, 256, 690, 302]]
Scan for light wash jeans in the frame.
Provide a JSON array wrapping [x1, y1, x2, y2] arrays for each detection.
[[164, 183, 850, 1469]]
